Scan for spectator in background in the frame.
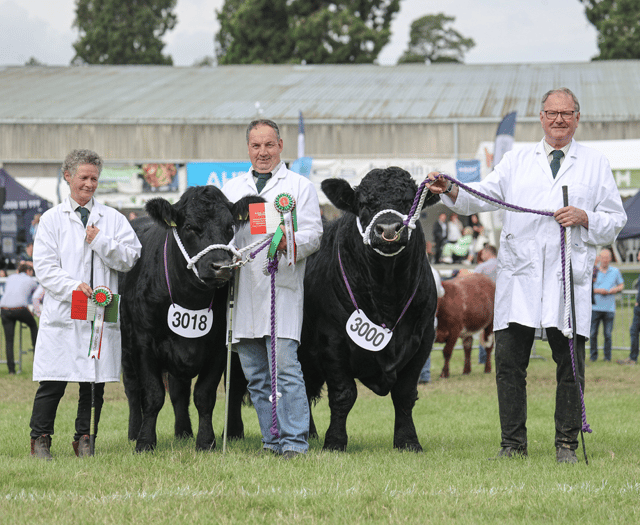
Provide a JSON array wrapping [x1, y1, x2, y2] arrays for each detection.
[[419, 265, 446, 384], [590, 248, 624, 362], [447, 213, 463, 244], [474, 245, 498, 364], [619, 250, 640, 366], [432, 212, 448, 263], [0, 263, 39, 374], [30, 214, 41, 242], [441, 226, 474, 264], [19, 242, 34, 267]]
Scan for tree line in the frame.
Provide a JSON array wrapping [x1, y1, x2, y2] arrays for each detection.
[[26, 0, 640, 66]]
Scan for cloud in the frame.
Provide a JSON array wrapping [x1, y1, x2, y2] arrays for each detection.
[[0, 1, 75, 65]]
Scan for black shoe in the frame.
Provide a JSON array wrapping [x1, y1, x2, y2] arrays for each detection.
[[556, 447, 578, 464], [489, 446, 528, 460], [282, 450, 302, 460]]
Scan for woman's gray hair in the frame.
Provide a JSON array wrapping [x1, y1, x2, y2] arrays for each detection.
[[61, 149, 103, 178], [540, 88, 580, 113], [246, 119, 280, 143]]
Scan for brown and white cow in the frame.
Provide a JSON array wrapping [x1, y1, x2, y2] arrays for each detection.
[[436, 272, 495, 378]]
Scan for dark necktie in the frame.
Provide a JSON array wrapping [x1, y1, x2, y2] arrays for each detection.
[[550, 150, 564, 179], [255, 172, 271, 193], [78, 206, 89, 227]]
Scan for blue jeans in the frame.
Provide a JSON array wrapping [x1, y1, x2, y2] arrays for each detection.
[[236, 337, 309, 454], [629, 306, 640, 362], [590, 310, 615, 361], [478, 344, 487, 364], [419, 356, 431, 383]]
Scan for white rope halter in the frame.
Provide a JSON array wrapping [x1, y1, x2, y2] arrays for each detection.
[[171, 228, 241, 282]]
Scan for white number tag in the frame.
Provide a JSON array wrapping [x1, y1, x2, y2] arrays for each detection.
[[167, 304, 214, 339], [346, 310, 392, 352]]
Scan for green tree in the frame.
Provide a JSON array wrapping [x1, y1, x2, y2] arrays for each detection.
[[215, 0, 400, 65], [580, 0, 640, 60], [72, 0, 177, 65], [397, 13, 475, 64]]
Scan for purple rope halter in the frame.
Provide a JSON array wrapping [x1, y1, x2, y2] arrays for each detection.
[[267, 255, 281, 438], [435, 173, 591, 434], [338, 247, 420, 332]]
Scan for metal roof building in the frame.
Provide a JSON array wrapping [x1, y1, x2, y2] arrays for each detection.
[[1, 61, 640, 178]]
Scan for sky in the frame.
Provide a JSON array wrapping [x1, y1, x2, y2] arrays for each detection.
[[0, 0, 598, 66]]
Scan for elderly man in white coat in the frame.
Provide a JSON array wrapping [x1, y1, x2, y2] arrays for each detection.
[[222, 120, 323, 459], [29, 149, 141, 459], [426, 88, 626, 464]]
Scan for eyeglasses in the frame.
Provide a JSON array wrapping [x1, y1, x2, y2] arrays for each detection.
[[543, 110, 576, 120]]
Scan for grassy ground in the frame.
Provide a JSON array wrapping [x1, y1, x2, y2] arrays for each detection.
[[0, 339, 639, 524]]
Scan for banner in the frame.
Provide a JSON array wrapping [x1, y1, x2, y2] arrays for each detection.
[[455, 160, 481, 183], [187, 162, 251, 188], [492, 111, 517, 169]]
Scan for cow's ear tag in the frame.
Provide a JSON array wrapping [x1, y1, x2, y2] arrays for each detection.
[[165, 218, 177, 227]]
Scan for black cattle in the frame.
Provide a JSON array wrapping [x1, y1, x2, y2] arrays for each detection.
[[299, 167, 439, 452], [121, 185, 258, 452]]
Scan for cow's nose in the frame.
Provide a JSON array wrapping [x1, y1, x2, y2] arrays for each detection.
[[374, 221, 402, 242]]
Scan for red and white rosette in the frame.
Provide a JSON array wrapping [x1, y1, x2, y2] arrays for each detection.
[[88, 286, 113, 359], [274, 193, 297, 265]]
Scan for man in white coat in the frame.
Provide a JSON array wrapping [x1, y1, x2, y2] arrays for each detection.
[[29, 149, 141, 459], [426, 88, 626, 463], [222, 120, 322, 459]]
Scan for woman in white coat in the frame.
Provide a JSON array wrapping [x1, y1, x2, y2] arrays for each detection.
[[29, 149, 141, 459], [427, 88, 626, 464]]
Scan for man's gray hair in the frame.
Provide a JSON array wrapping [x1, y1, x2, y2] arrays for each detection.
[[61, 149, 103, 178], [246, 119, 281, 144], [541, 88, 580, 113]]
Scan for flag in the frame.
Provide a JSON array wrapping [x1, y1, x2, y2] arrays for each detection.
[[297, 111, 305, 159], [492, 111, 517, 169]]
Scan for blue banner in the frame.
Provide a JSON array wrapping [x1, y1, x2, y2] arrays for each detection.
[[187, 162, 251, 188], [455, 159, 481, 183]]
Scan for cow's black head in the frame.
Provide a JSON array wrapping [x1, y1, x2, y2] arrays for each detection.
[[146, 186, 262, 288], [321, 166, 439, 255]]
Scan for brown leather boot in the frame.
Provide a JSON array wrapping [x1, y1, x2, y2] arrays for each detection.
[[30, 435, 53, 460], [72, 435, 92, 457]]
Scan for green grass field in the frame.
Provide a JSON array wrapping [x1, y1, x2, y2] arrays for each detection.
[[0, 337, 639, 524]]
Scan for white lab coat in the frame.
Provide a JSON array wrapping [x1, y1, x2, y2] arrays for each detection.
[[32, 198, 141, 382], [222, 163, 323, 343], [443, 139, 626, 337]]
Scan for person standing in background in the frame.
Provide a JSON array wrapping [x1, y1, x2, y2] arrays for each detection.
[[590, 247, 623, 362], [0, 263, 39, 374]]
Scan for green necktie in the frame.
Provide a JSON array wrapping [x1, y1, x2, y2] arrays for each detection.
[[550, 150, 564, 179], [255, 172, 271, 193], [78, 206, 89, 227]]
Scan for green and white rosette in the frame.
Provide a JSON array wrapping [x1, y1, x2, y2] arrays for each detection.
[[268, 193, 297, 265], [88, 286, 113, 359]]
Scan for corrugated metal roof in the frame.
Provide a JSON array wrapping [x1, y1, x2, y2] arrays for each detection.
[[1, 61, 639, 125]]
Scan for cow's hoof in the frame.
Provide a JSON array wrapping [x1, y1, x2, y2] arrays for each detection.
[[462, 369, 471, 375], [195, 440, 216, 452], [322, 441, 347, 452], [175, 430, 194, 440], [439, 371, 449, 379], [134, 442, 155, 453], [396, 442, 423, 453]]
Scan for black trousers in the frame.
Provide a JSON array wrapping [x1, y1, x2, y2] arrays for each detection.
[[495, 323, 585, 451], [1, 307, 38, 373], [29, 381, 105, 441]]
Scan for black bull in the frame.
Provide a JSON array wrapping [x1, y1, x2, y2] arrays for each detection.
[[120, 186, 259, 452], [298, 166, 440, 451]]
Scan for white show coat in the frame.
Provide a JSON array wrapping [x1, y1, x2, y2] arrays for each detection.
[[222, 163, 323, 343], [33, 198, 141, 382], [443, 139, 626, 337]]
